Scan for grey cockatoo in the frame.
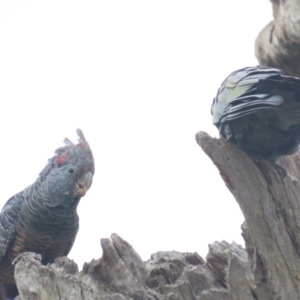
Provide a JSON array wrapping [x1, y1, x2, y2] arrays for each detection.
[[0, 129, 94, 299], [211, 65, 300, 162]]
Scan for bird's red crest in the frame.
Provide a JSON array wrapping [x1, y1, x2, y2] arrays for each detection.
[[56, 153, 68, 165]]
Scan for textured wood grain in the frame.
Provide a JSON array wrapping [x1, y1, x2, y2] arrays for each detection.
[[13, 233, 251, 300], [256, 0, 300, 77], [196, 131, 300, 299]]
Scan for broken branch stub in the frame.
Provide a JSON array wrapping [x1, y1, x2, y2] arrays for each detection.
[[195, 131, 300, 299]]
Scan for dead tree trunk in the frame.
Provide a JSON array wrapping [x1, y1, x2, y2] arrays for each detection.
[[196, 132, 300, 300], [13, 234, 249, 300], [255, 0, 300, 76]]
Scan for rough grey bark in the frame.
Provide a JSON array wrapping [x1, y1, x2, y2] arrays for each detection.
[[13, 233, 253, 300], [196, 131, 300, 300], [255, 0, 300, 77]]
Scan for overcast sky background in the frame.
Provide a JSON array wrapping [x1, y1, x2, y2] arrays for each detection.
[[0, 1, 272, 269]]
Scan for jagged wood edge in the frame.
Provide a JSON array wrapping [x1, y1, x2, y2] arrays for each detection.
[[195, 131, 300, 299]]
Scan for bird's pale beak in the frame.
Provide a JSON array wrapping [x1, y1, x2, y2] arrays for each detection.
[[76, 171, 93, 196]]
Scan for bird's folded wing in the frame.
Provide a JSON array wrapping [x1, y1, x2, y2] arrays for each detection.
[[0, 194, 24, 262]]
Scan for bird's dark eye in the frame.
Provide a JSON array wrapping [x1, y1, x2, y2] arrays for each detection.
[[68, 168, 74, 173]]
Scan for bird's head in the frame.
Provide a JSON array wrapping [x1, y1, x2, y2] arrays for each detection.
[[38, 129, 95, 207]]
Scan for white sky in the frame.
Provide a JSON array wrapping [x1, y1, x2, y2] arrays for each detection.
[[0, 1, 272, 269]]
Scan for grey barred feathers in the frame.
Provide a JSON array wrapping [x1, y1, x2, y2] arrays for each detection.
[[211, 65, 300, 162], [0, 129, 94, 299]]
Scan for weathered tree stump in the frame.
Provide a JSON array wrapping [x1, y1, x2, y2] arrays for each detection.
[[14, 233, 251, 300], [196, 131, 300, 300], [255, 0, 300, 77]]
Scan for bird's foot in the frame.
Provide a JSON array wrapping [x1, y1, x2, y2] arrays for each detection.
[[223, 124, 233, 141]]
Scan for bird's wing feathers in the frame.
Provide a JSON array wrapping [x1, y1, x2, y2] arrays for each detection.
[[222, 95, 284, 122], [211, 65, 300, 161], [0, 194, 24, 262], [212, 66, 287, 125]]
